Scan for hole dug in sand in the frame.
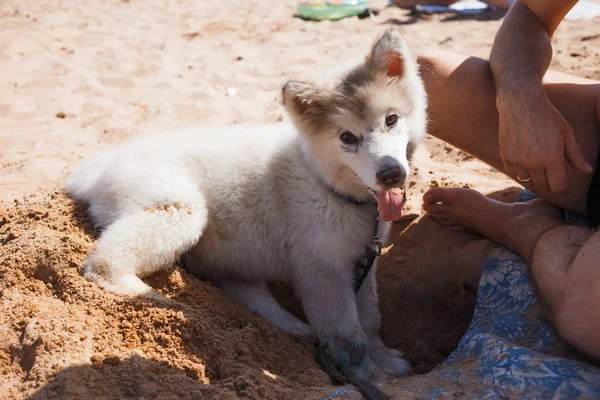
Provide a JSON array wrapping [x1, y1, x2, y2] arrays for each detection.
[[1, 190, 506, 398]]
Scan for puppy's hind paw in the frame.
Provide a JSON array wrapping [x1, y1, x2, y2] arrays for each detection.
[[84, 269, 164, 300]]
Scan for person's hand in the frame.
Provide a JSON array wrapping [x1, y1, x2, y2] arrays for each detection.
[[497, 86, 593, 192]]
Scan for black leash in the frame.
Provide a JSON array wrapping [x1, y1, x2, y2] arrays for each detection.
[[315, 209, 390, 400], [316, 344, 390, 400], [353, 210, 383, 293]]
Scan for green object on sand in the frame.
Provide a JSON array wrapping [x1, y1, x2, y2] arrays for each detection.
[[297, 0, 369, 20]]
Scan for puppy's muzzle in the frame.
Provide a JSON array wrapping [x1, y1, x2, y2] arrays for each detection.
[[376, 166, 405, 188]]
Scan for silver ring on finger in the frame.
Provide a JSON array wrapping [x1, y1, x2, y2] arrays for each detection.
[[517, 175, 532, 183]]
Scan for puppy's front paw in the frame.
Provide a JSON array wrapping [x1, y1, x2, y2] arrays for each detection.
[[327, 337, 365, 370], [369, 338, 412, 378], [325, 337, 387, 383]]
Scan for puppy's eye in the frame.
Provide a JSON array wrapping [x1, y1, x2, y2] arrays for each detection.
[[340, 131, 358, 145], [385, 114, 398, 128]]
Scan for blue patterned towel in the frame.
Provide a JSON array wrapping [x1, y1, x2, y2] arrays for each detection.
[[323, 191, 600, 399]]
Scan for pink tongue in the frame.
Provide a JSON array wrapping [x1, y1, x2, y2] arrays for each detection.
[[376, 188, 405, 222]]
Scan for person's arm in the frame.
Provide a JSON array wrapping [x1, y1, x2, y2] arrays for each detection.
[[492, 0, 575, 93], [489, 0, 592, 192]]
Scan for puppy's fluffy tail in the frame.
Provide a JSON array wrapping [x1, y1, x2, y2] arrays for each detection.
[[66, 150, 115, 202]]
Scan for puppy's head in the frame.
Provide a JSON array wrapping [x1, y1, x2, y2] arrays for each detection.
[[282, 29, 426, 197]]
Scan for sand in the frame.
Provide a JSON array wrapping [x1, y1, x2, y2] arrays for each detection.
[[1, 1, 599, 399]]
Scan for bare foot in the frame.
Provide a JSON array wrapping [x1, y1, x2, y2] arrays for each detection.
[[422, 187, 564, 263]]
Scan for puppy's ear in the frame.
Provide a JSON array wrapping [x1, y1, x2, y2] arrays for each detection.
[[282, 80, 333, 133], [366, 29, 407, 79], [282, 80, 318, 116]]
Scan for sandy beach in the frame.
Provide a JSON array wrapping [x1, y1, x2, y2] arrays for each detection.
[[1, 1, 599, 398]]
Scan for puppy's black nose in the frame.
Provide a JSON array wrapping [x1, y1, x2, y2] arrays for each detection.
[[376, 166, 405, 187]]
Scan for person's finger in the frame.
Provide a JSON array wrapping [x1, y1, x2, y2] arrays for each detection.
[[530, 168, 550, 192], [564, 128, 593, 174], [546, 161, 568, 193], [504, 163, 518, 182], [514, 165, 531, 185]]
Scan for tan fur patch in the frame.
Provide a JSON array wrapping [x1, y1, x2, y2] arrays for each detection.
[[144, 203, 194, 215]]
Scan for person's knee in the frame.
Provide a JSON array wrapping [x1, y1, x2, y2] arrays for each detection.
[[533, 227, 600, 359], [554, 286, 600, 359], [533, 226, 591, 274], [415, 49, 492, 96], [415, 49, 449, 77]]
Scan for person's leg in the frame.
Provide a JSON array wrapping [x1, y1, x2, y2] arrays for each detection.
[[532, 226, 600, 358], [416, 50, 600, 358], [417, 50, 600, 216], [422, 188, 600, 359]]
